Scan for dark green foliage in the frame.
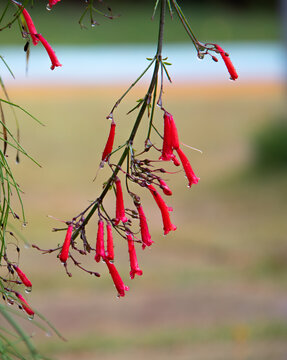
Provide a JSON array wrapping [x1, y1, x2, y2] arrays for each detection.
[[253, 117, 287, 171]]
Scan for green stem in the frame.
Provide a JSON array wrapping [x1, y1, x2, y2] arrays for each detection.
[[0, 305, 39, 359], [109, 57, 156, 117], [72, 0, 166, 241], [0, 2, 10, 26], [146, 75, 158, 143], [171, 0, 199, 50]]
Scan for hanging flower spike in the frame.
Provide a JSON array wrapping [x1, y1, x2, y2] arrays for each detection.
[[114, 177, 128, 225], [15, 292, 34, 317], [176, 147, 200, 187], [106, 223, 114, 261], [101, 120, 116, 165], [48, 0, 61, 8], [104, 259, 129, 297], [147, 184, 177, 235], [214, 44, 238, 81], [159, 179, 172, 196], [36, 33, 62, 70], [12, 265, 32, 288], [95, 220, 105, 263], [59, 224, 73, 264], [135, 203, 153, 249], [18, 7, 39, 46], [126, 233, 143, 279]]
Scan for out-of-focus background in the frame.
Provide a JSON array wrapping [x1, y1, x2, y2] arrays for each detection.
[[1, 0, 287, 359]]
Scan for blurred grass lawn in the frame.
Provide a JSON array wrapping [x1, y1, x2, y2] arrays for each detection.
[[1, 1, 279, 45], [3, 81, 286, 360]]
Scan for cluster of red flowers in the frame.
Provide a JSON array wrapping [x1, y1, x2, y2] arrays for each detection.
[[160, 111, 200, 187], [15, 1, 238, 300], [15, 1, 62, 70], [2, 257, 34, 317], [1, 0, 239, 320], [49, 109, 202, 298]]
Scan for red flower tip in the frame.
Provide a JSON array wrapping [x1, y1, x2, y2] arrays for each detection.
[[59, 224, 73, 264], [36, 33, 62, 70], [126, 233, 143, 279], [18, 7, 39, 46], [48, 0, 61, 8], [114, 177, 128, 225], [104, 259, 129, 297], [13, 265, 32, 288], [176, 147, 200, 187], [136, 204, 153, 249], [215, 44, 238, 81], [95, 220, 105, 263], [102, 121, 116, 163], [171, 154, 180, 166], [159, 179, 172, 196], [106, 223, 114, 261], [15, 293, 34, 317], [147, 184, 177, 235]]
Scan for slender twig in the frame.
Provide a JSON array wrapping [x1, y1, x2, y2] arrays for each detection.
[[171, 0, 200, 51], [108, 57, 156, 118]]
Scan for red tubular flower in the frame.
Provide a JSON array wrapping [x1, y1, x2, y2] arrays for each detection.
[[106, 223, 114, 261], [15, 293, 34, 317], [126, 233, 143, 279], [215, 44, 238, 81], [168, 112, 180, 150], [48, 0, 61, 8], [159, 179, 172, 196], [104, 259, 129, 297], [36, 33, 62, 70], [176, 147, 200, 187], [160, 111, 180, 161], [95, 220, 105, 263], [147, 184, 177, 235], [18, 7, 39, 46], [159, 111, 173, 161], [13, 265, 32, 288], [101, 121, 116, 164], [59, 224, 73, 263], [114, 177, 128, 225], [136, 204, 153, 249]]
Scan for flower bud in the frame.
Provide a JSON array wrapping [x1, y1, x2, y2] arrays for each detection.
[[114, 177, 128, 225], [13, 265, 32, 288], [104, 259, 129, 297], [59, 224, 73, 263], [126, 233, 143, 279], [215, 44, 238, 81], [95, 220, 105, 263]]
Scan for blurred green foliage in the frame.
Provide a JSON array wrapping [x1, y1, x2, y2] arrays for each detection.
[[69, 0, 278, 11], [0, 1, 279, 44], [253, 117, 287, 171]]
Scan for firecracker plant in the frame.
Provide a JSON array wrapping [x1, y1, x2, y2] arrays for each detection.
[[0, 0, 238, 358]]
